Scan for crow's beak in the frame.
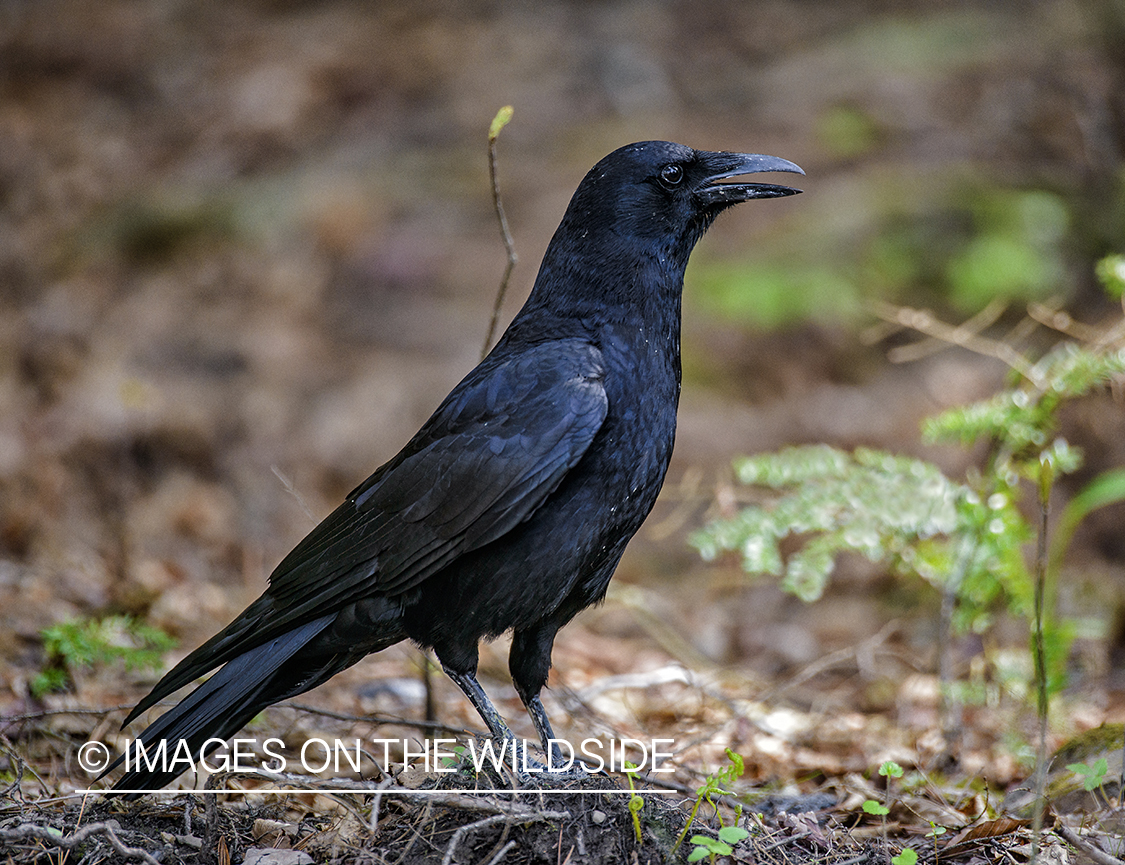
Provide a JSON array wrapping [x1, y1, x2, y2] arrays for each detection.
[[695, 152, 804, 206]]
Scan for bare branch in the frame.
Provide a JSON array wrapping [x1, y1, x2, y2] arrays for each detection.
[[871, 299, 1041, 386], [283, 700, 486, 738], [1055, 822, 1125, 865], [482, 106, 518, 360], [0, 820, 162, 865], [440, 806, 568, 865]]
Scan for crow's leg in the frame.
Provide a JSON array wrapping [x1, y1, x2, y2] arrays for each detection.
[[444, 668, 515, 743], [509, 624, 589, 777], [443, 668, 547, 782]]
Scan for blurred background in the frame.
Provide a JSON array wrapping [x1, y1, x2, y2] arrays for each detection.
[[2, 0, 1125, 790]]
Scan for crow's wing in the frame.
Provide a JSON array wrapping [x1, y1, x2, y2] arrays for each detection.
[[124, 339, 607, 723], [274, 338, 608, 604]]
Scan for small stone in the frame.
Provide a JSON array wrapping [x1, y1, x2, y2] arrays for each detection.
[[242, 848, 313, 865], [590, 809, 607, 824]]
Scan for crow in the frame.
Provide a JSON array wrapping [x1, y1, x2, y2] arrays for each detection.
[[104, 140, 802, 793]]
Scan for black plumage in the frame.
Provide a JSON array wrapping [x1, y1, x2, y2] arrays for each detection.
[[106, 141, 802, 793]]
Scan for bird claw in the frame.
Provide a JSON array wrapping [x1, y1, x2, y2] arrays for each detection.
[[507, 741, 595, 784]]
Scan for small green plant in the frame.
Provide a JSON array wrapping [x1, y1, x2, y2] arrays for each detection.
[[673, 748, 746, 855], [1066, 757, 1108, 793], [892, 847, 919, 865], [694, 254, 1125, 852], [687, 825, 751, 863], [926, 822, 947, 865], [32, 615, 175, 697], [691, 445, 965, 606], [622, 760, 644, 844], [692, 259, 1125, 709], [440, 744, 469, 770], [862, 761, 904, 849]]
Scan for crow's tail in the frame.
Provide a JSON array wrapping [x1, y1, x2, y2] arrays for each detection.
[[101, 615, 336, 796]]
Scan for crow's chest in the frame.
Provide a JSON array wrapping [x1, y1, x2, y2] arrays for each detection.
[[582, 329, 680, 526]]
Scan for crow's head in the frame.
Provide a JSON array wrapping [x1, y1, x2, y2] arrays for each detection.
[[517, 141, 803, 325], [556, 140, 803, 263]]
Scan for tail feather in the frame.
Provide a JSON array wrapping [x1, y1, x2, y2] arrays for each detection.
[[102, 615, 333, 795], [120, 595, 277, 727]]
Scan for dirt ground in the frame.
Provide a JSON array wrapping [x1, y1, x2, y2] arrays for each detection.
[[3, 0, 1125, 862]]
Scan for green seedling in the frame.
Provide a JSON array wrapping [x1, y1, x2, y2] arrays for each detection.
[[687, 825, 751, 863], [673, 749, 745, 854]]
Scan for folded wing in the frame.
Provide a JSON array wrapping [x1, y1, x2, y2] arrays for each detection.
[[122, 339, 608, 725]]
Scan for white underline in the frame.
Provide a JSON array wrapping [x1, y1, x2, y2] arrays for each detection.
[[78, 788, 675, 796]]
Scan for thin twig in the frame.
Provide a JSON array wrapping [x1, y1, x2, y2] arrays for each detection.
[[368, 776, 397, 833], [872, 300, 1041, 386], [442, 814, 512, 865], [1055, 822, 1125, 865], [758, 619, 903, 703], [0, 740, 26, 800], [1031, 461, 1053, 865], [1, 704, 138, 726], [60, 792, 92, 865], [482, 106, 517, 360], [393, 799, 431, 865], [939, 535, 977, 752], [483, 839, 518, 865], [284, 700, 486, 738], [203, 785, 219, 864], [1028, 301, 1125, 351], [646, 466, 705, 540], [0, 820, 161, 865]]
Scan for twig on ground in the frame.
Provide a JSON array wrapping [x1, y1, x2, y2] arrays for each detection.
[[0, 733, 50, 797], [0, 738, 26, 800], [1054, 823, 1125, 865], [185, 766, 569, 821], [203, 780, 219, 865], [392, 799, 432, 865], [284, 700, 486, 739], [759, 619, 904, 703], [422, 795, 567, 819], [0, 820, 161, 865], [483, 838, 518, 865], [442, 814, 513, 865], [440, 806, 567, 865], [1, 705, 137, 726], [606, 583, 715, 670], [368, 776, 397, 833]]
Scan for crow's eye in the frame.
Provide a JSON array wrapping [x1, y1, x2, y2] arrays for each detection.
[[659, 164, 684, 189]]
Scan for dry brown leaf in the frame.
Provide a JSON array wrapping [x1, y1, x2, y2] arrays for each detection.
[[944, 816, 1030, 851]]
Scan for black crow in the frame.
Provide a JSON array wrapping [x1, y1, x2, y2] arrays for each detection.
[[105, 141, 802, 792]]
